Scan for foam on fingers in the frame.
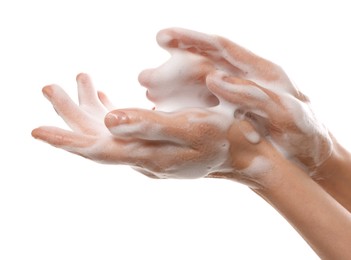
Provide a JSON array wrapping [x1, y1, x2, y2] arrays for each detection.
[[141, 50, 218, 111]]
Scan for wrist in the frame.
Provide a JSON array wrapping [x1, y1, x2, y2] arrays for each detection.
[[214, 156, 303, 192], [314, 134, 351, 211], [315, 134, 351, 180]]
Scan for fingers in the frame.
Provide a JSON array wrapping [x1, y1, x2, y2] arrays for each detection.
[[76, 74, 109, 118], [31, 126, 95, 149], [206, 71, 277, 113], [42, 84, 96, 133], [76, 73, 104, 110], [31, 125, 181, 171], [156, 27, 241, 75], [138, 68, 153, 88], [215, 36, 279, 80], [156, 27, 218, 54], [156, 28, 279, 81], [104, 108, 191, 143], [97, 91, 115, 111], [138, 69, 157, 98]]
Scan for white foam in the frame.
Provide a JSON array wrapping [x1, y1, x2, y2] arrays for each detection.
[[145, 50, 217, 111], [241, 156, 273, 178], [244, 131, 261, 144]]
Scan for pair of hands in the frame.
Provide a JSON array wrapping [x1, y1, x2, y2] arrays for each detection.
[[32, 28, 332, 186]]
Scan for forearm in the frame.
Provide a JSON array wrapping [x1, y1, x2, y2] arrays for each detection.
[[252, 162, 351, 260], [314, 136, 351, 212]]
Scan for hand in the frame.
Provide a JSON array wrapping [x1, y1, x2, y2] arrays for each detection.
[[105, 88, 281, 186], [139, 28, 333, 174], [149, 27, 300, 94], [32, 73, 283, 184], [31, 73, 161, 178], [139, 27, 300, 111], [31, 73, 117, 157]]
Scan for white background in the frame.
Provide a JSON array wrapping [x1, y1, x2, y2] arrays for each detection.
[[1, 0, 350, 259]]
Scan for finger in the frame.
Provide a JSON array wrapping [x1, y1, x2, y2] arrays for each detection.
[[42, 84, 96, 133], [156, 27, 218, 54], [216, 36, 279, 80], [32, 126, 198, 177], [97, 91, 115, 111], [206, 71, 276, 113], [104, 108, 194, 143], [138, 69, 158, 104], [138, 68, 154, 88], [31, 126, 95, 149], [156, 27, 241, 75], [76, 73, 104, 110], [157, 28, 278, 80]]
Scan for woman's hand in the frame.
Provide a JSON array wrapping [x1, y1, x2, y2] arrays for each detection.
[[139, 27, 299, 111], [31, 73, 130, 162], [207, 71, 333, 174], [149, 27, 298, 94], [139, 28, 333, 175], [29, 74, 245, 182]]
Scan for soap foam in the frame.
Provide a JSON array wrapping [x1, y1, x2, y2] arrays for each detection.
[[144, 51, 217, 111], [241, 156, 273, 178], [243, 130, 261, 144]]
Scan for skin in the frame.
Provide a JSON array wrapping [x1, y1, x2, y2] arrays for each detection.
[[314, 139, 351, 212], [31, 28, 351, 258]]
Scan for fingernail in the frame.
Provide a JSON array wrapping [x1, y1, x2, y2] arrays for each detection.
[[76, 73, 89, 83], [105, 111, 128, 126], [42, 85, 54, 99]]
